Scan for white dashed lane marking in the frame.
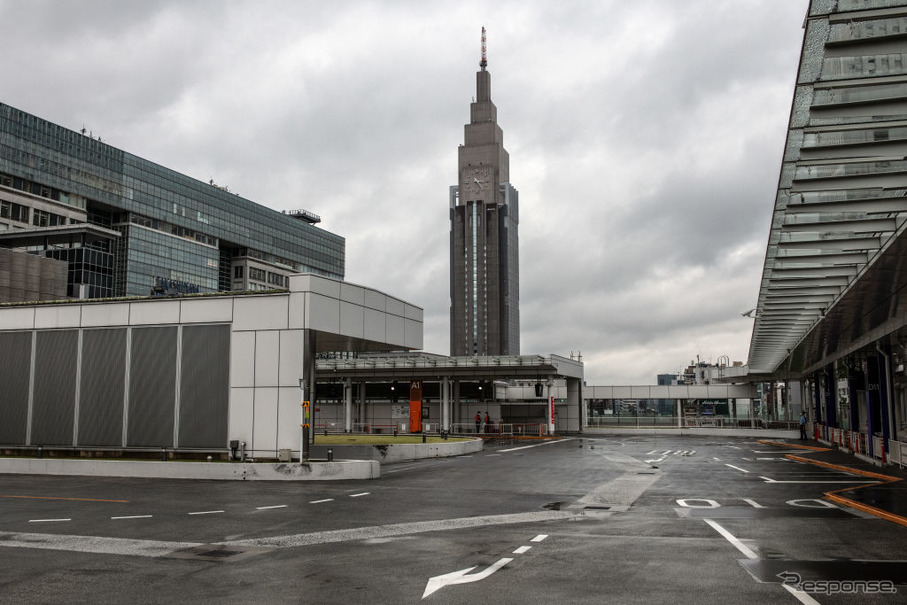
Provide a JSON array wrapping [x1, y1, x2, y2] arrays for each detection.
[[16, 494, 368, 526]]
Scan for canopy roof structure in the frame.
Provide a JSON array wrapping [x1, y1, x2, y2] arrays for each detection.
[[748, 3, 907, 378]]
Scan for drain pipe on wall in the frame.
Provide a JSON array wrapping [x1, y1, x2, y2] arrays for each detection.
[[877, 342, 897, 443]]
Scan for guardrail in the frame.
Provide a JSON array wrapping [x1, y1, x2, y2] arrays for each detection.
[[449, 422, 548, 437], [813, 423, 907, 467]]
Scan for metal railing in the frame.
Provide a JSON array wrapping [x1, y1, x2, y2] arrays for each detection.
[[449, 422, 548, 437], [587, 416, 798, 431]]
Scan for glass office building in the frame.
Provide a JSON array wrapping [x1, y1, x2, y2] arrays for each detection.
[[0, 103, 344, 299]]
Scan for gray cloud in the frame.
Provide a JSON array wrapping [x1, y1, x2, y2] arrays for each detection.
[[0, 0, 810, 384]]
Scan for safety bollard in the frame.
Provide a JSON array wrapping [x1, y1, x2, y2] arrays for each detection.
[[422, 433, 426, 443], [161, 447, 167, 461], [327, 448, 333, 462]]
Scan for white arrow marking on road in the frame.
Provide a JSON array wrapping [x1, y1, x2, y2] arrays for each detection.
[[422, 557, 513, 599]]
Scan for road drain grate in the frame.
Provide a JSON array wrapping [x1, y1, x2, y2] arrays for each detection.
[[167, 544, 272, 563]]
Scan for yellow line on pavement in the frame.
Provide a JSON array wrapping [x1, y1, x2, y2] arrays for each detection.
[[760, 442, 907, 527]]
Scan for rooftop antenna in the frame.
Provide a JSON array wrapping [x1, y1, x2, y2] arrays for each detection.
[[480, 26, 487, 71]]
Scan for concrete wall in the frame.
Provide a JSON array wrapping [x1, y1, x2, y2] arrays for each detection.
[[0, 248, 67, 303], [310, 437, 483, 463], [0, 458, 380, 480]]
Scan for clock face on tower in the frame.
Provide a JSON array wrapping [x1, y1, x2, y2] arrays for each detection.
[[464, 166, 492, 195]]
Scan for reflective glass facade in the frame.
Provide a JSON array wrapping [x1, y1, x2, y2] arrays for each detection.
[[0, 103, 344, 297]]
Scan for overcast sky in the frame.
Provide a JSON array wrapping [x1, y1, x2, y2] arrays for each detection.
[[1, 0, 810, 384]]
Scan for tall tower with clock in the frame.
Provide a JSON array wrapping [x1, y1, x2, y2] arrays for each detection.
[[450, 28, 520, 357]]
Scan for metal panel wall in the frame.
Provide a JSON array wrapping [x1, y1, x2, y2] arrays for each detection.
[[32, 330, 78, 445], [178, 324, 229, 448], [128, 326, 177, 447], [79, 328, 127, 446], [0, 331, 33, 444]]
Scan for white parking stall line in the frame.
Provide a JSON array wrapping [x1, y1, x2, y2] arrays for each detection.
[[349, 492, 370, 498], [111, 515, 153, 520], [188, 510, 224, 516], [707, 515, 822, 605], [28, 518, 71, 523], [530, 534, 548, 542], [724, 464, 750, 474], [513, 545, 532, 554], [704, 518, 758, 559], [740, 498, 765, 508], [256, 505, 288, 510], [310, 498, 334, 504]]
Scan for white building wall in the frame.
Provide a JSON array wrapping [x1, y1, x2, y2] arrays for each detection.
[[0, 273, 422, 457]]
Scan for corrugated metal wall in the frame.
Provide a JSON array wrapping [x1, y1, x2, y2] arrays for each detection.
[[179, 325, 230, 448], [128, 326, 178, 447], [0, 324, 230, 450], [32, 330, 78, 445], [0, 331, 33, 443], [79, 328, 127, 446]]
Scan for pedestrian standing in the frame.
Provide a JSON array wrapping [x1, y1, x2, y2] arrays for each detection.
[[484, 412, 491, 434], [475, 412, 481, 434], [799, 411, 808, 440]]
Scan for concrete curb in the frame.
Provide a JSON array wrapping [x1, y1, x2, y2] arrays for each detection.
[[0, 458, 380, 481], [310, 437, 484, 463]]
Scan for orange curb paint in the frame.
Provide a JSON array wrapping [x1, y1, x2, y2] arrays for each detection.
[[761, 441, 907, 527]]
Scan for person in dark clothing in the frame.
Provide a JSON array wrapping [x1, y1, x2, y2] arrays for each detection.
[[475, 412, 481, 433], [799, 411, 808, 440]]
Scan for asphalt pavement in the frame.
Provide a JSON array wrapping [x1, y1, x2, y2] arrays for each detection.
[[1, 434, 906, 604]]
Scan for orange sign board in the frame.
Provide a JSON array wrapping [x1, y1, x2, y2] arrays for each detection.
[[409, 380, 423, 432]]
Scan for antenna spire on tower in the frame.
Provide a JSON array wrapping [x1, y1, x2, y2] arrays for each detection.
[[480, 26, 487, 70]]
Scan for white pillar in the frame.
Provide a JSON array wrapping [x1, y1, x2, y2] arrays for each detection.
[[344, 377, 352, 433], [358, 381, 366, 431], [547, 377, 555, 435], [453, 380, 461, 432], [441, 378, 449, 431]]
